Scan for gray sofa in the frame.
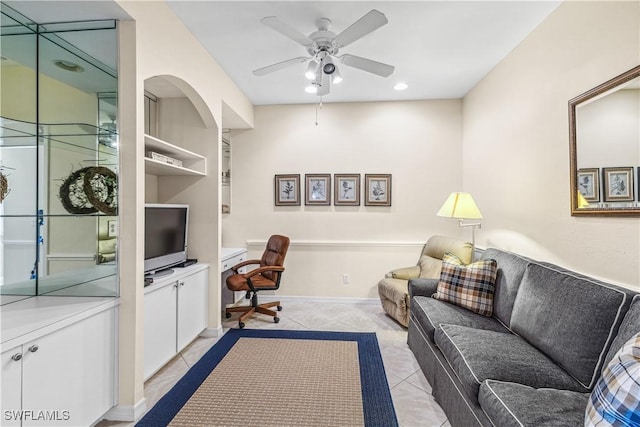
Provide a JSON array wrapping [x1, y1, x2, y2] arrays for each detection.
[[407, 248, 639, 426]]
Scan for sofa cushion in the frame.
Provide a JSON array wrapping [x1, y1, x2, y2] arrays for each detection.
[[434, 324, 588, 404], [510, 262, 630, 390], [603, 294, 640, 368], [433, 253, 497, 316], [479, 380, 589, 427], [418, 255, 443, 279], [410, 296, 509, 342], [480, 248, 530, 328], [585, 332, 640, 426]]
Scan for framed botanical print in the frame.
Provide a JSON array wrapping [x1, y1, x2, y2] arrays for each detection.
[[274, 174, 300, 206], [305, 174, 331, 205], [365, 174, 392, 206], [577, 168, 600, 203], [603, 167, 634, 202], [334, 174, 360, 206]]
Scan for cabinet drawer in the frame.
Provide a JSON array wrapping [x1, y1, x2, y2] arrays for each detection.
[[221, 253, 246, 272]]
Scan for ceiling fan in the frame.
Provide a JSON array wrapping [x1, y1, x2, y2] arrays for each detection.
[[252, 9, 395, 96]]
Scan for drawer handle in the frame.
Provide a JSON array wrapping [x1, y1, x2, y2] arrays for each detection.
[[11, 353, 22, 361], [28, 345, 39, 353]]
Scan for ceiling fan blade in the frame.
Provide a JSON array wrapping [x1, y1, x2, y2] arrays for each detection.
[[316, 72, 330, 96], [340, 54, 394, 77], [333, 10, 388, 48], [261, 16, 313, 48], [253, 57, 308, 76]]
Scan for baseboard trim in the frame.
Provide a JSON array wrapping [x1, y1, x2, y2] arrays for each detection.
[[200, 326, 223, 338], [260, 295, 380, 305], [104, 397, 147, 421]]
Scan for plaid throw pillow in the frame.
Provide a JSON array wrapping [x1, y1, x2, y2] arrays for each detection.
[[585, 332, 640, 426], [432, 252, 497, 317]]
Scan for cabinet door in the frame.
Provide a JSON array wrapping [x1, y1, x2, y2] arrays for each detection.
[[177, 268, 208, 351], [21, 308, 116, 427], [144, 282, 178, 379], [1, 346, 23, 427]]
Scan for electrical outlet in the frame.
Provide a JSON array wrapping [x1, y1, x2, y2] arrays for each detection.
[[342, 274, 350, 284]]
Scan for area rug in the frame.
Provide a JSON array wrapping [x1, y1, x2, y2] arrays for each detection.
[[136, 329, 398, 427]]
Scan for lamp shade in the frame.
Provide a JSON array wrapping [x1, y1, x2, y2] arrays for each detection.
[[437, 192, 483, 219], [577, 192, 590, 208]]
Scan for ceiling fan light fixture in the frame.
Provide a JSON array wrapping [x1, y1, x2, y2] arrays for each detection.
[[304, 84, 318, 94], [305, 60, 318, 80], [332, 67, 343, 84], [393, 82, 408, 91]]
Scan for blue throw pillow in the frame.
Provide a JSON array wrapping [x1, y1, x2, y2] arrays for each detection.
[[585, 332, 640, 426]]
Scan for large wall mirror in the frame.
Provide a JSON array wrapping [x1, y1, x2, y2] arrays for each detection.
[[570, 65, 640, 216], [0, 5, 118, 303]]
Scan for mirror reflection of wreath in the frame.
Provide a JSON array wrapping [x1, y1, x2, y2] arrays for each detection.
[[0, 171, 9, 203], [83, 166, 117, 215], [59, 166, 118, 215]]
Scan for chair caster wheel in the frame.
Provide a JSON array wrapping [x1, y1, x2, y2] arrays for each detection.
[[277, 305, 282, 311], [225, 312, 232, 319], [239, 322, 245, 329], [274, 317, 280, 323]]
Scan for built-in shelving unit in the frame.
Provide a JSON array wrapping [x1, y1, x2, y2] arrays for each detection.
[[144, 134, 207, 176]]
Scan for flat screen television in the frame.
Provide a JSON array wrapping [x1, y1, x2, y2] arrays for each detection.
[[144, 204, 189, 276]]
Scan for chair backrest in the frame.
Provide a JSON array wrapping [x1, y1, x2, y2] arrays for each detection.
[[260, 235, 290, 281], [417, 235, 473, 279]]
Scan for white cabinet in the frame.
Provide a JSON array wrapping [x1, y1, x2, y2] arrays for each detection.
[[177, 269, 208, 351], [1, 346, 22, 427], [144, 264, 209, 380], [1, 306, 116, 426]]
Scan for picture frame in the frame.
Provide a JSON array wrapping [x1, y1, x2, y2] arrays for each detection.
[[577, 168, 600, 203], [365, 174, 392, 206], [602, 167, 634, 202], [305, 174, 331, 205], [334, 174, 360, 206], [274, 174, 300, 206]]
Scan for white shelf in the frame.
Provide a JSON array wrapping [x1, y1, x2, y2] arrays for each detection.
[[144, 134, 207, 176]]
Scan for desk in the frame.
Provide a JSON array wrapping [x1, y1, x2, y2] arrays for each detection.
[[220, 247, 247, 316]]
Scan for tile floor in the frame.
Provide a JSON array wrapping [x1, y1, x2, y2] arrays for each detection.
[[99, 299, 449, 427]]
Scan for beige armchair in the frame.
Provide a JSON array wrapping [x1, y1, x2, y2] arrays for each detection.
[[378, 235, 473, 327]]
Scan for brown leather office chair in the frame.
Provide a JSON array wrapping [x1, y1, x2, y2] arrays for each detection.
[[225, 235, 290, 328]]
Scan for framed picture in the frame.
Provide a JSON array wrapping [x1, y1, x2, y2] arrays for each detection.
[[274, 174, 300, 206], [603, 167, 634, 202], [305, 174, 331, 205], [334, 174, 360, 206], [365, 174, 392, 206], [577, 168, 600, 202]]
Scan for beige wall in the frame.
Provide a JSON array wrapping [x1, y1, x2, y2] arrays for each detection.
[[463, 1, 640, 289], [223, 100, 464, 298], [114, 1, 254, 417]]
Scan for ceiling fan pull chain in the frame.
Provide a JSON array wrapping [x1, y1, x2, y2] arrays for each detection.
[[315, 98, 324, 126]]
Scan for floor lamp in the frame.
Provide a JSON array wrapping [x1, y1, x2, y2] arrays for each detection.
[[437, 192, 483, 261]]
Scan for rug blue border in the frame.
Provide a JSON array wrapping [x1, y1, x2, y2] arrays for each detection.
[[136, 329, 398, 427]]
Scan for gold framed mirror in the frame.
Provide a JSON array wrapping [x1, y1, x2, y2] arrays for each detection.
[[569, 65, 640, 216]]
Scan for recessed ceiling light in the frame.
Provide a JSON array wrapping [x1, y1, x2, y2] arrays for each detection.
[[54, 60, 84, 73], [393, 82, 408, 91]]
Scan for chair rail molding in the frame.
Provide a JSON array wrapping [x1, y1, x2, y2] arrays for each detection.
[[246, 239, 425, 248]]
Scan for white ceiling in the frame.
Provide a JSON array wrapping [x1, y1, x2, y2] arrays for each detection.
[[166, 1, 561, 105], [5, 1, 561, 106]]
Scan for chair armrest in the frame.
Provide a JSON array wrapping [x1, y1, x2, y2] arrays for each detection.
[[409, 278, 439, 298], [231, 259, 261, 273], [386, 265, 420, 280], [243, 265, 285, 279]]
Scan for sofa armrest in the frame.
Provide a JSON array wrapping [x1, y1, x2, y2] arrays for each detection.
[[409, 278, 439, 298], [386, 265, 420, 280]]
